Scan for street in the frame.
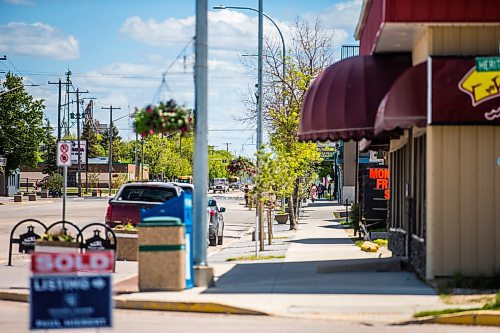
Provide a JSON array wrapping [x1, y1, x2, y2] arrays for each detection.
[[0, 190, 254, 262], [0, 300, 496, 333]]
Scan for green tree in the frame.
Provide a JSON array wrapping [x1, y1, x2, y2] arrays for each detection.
[[101, 123, 125, 162], [239, 19, 332, 229], [209, 149, 233, 181], [82, 119, 104, 158], [0, 73, 45, 172], [41, 118, 58, 175]]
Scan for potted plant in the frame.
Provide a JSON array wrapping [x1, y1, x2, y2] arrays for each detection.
[[13, 192, 23, 202], [274, 207, 289, 224], [113, 223, 138, 261], [133, 99, 193, 138], [36, 229, 79, 252]]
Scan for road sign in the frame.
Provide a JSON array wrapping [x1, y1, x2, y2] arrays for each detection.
[[57, 142, 72, 167], [31, 251, 115, 274], [475, 56, 500, 72], [30, 275, 112, 330]]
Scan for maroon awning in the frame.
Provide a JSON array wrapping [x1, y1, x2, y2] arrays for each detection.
[[374, 62, 427, 135], [299, 55, 411, 142]]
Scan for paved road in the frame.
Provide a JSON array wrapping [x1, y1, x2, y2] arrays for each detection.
[[2, 300, 496, 333], [0, 192, 255, 262]]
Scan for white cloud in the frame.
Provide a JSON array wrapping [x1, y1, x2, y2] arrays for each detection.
[[306, 0, 362, 36], [0, 22, 79, 60], [120, 10, 290, 56]]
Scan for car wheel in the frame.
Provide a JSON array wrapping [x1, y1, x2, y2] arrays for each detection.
[[217, 233, 223, 245]]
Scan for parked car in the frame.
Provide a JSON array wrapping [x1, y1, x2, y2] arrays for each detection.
[[167, 182, 194, 194], [213, 178, 229, 193], [105, 182, 182, 227], [208, 198, 225, 246]]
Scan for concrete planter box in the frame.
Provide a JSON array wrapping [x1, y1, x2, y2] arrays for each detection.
[[40, 190, 49, 198], [28, 193, 37, 201], [115, 230, 138, 261], [274, 214, 289, 224], [35, 240, 80, 253], [14, 194, 23, 202]]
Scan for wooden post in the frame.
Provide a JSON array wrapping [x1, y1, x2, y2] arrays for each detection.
[[267, 208, 272, 245], [259, 204, 264, 251]]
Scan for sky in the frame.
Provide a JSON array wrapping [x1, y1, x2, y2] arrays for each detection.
[[0, 0, 362, 158]]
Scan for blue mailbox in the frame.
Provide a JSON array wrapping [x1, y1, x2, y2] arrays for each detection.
[[141, 192, 194, 289]]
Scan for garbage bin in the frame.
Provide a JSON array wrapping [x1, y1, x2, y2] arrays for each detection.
[[138, 216, 185, 291]]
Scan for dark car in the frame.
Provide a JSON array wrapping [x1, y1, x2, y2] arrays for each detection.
[[105, 182, 182, 227], [208, 198, 225, 246]]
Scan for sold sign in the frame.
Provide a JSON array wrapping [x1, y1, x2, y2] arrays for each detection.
[[57, 141, 72, 167], [31, 251, 114, 274]]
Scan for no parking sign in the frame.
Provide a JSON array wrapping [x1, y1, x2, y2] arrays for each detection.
[[57, 142, 72, 167]]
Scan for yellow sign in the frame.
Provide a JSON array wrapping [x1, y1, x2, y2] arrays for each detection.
[[459, 67, 500, 106]]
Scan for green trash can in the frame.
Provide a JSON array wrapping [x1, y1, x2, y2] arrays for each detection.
[[138, 216, 185, 291]]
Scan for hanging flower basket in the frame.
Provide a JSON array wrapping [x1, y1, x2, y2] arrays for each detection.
[[133, 99, 193, 138]]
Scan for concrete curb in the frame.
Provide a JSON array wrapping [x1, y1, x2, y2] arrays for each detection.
[[0, 290, 268, 316], [114, 299, 268, 315], [400, 311, 500, 327]]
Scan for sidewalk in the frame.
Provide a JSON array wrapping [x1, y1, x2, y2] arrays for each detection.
[[0, 200, 481, 324]]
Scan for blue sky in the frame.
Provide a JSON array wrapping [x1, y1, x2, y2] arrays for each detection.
[[0, 0, 362, 158]]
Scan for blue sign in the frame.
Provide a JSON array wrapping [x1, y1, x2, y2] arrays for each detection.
[[30, 275, 112, 330]]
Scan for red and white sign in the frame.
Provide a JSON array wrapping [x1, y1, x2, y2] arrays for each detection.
[[31, 251, 114, 274], [57, 141, 72, 167]]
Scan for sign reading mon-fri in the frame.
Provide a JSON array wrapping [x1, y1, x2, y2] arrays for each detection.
[[56, 141, 72, 167]]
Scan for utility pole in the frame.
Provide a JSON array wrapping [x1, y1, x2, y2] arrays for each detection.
[[255, 0, 264, 255], [223, 142, 231, 152], [48, 78, 73, 141], [101, 105, 121, 195], [64, 70, 72, 137], [135, 132, 139, 180], [69, 89, 88, 197], [193, 0, 212, 286], [48, 79, 62, 141]]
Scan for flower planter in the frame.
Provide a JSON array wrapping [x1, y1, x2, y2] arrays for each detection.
[[274, 214, 289, 224], [35, 240, 80, 253], [40, 190, 49, 198], [115, 230, 138, 261], [28, 193, 37, 201], [14, 194, 23, 202]]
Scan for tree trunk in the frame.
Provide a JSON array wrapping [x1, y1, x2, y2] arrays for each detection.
[[288, 193, 297, 230]]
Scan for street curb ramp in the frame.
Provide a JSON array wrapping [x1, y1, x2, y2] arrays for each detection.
[[398, 310, 500, 327], [0, 290, 268, 316]]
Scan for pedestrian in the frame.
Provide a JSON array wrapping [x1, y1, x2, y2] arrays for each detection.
[[327, 182, 332, 199], [309, 183, 317, 203], [244, 184, 249, 207], [318, 184, 323, 199]]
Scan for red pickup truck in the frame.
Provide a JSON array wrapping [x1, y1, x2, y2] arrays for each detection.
[[105, 182, 183, 227]]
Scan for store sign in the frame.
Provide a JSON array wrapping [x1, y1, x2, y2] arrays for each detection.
[[431, 57, 500, 124], [31, 251, 114, 274], [70, 140, 87, 165], [368, 168, 390, 200], [30, 275, 112, 330]]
